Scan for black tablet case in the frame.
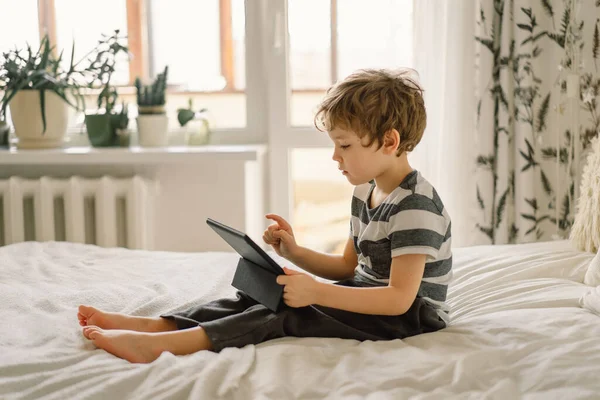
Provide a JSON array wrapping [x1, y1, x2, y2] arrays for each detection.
[[206, 218, 284, 312]]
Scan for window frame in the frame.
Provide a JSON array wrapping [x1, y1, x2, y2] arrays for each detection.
[[38, 0, 340, 90], [32, 0, 341, 147], [33, 0, 412, 229]]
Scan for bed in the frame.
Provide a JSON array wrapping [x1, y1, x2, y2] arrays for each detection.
[[1, 240, 600, 399]]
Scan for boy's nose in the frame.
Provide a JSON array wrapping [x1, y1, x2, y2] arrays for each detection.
[[332, 150, 341, 162]]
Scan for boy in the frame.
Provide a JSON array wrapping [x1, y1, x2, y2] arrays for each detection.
[[78, 68, 452, 364]]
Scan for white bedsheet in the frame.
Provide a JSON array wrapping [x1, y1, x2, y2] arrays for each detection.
[[1, 240, 600, 399]]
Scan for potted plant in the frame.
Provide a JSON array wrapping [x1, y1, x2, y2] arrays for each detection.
[[0, 60, 9, 147], [135, 66, 169, 147], [83, 30, 130, 147], [0, 88, 9, 148], [114, 102, 131, 146], [0, 36, 86, 149], [0, 113, 9, 148], [177, 98, 211, 145]]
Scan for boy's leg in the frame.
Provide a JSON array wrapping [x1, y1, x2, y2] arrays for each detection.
[[84, 325, 213, 364], [82, 292, 260, 363], [79, 291, 258, 334], [160, 291, 258, 329], [78, 305, 177, 333], [82, 295, 444, 363], [198, 296, 445, 352]]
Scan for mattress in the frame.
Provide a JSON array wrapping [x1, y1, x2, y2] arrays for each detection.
[[1, 240, 599, 399]]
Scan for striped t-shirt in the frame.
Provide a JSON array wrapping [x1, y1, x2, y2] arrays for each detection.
[[350, 170, 452, 321]]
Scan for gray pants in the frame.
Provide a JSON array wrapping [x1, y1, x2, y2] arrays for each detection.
[[161, 279, 446, 352]]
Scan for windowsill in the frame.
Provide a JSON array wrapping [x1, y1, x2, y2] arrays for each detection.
[[0, 144, 267, 164], [85, 86, 327, 96]]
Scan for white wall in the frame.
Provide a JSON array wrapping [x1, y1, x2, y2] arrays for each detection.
[[0, 152, 267, 252]]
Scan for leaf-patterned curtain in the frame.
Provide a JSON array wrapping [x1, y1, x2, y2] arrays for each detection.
[[475, 0, 600, 244]]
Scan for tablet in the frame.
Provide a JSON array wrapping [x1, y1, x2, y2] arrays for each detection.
[[206, 218, 284, 275]]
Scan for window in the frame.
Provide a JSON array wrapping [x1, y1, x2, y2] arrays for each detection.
[[147, 0, 247, 128], [2, 1, 415, 249], [3, 0, 247, 129], [336, 0, 413, 78], [288, 0, 413, 126], [149, 0, 246, 91], [55, 0, 130, 85], [286, 0, 414, 249], [0, 0, 39, 55], [150, 0, 223, 91], [292, 148, 353, 254], [288, 0, 331, 90]]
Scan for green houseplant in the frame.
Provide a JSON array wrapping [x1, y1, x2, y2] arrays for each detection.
[[0, 85, 9, 147], [0, 64, 8, 147], [0, 112, 9, 148], [177, 98, 211, 145], [114, 103, 130, 146], [83, 30, 130, 147], [135, 66, 169, 146], [0, 36, 86, 148]]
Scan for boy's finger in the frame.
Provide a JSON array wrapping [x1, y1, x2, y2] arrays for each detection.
[[263, 235, 280, 246], [276, 275, 287, 285], [273, 230, 293, 242], [283, 266, 301, 275], [266, 214, 292, 231]]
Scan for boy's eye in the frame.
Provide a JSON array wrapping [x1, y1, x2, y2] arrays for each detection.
[[340, 145, 350, 150]]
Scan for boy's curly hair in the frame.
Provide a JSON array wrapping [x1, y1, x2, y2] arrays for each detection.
[[314, 68, 426, 155]]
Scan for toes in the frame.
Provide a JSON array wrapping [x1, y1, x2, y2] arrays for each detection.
[[82, 326, 92, 339], [78, 305, 99, 327], [78, 305, 97, 318], [89, 327, 105, 341], [82, 325, 103, 340]]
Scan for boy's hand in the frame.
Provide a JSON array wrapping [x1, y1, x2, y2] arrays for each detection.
[[263, 214, 299, 259], [276, 267, 321, 308]]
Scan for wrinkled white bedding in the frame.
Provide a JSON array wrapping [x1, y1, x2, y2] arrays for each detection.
[[1, 240, 600, 399]]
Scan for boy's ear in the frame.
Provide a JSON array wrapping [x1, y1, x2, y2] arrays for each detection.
[[382, 129, 400, 154]]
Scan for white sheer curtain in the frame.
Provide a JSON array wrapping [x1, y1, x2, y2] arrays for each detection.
[[410, 0, 480, 247]]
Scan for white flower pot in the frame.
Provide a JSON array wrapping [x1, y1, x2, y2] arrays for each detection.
[[9, 90, 69, 149], [137, 114, 169, 147]]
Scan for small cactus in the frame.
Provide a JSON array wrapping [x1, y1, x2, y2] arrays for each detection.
[[134, 77, 142, 105], [135, 66, 168, 114]]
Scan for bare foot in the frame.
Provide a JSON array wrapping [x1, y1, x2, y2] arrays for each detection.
[[84, 326, 162, 364], [83, 325, 213, 363], [78, 305, 176, 333]]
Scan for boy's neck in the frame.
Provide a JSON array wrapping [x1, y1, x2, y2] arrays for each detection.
[[373, 153, 414, 194]]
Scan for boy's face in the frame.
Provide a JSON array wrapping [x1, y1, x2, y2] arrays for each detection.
[[328, 128, 389, 186]]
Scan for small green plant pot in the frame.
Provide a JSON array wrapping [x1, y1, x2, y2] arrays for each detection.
[[85, 113, 124, 147], [138, 105, 165, 115], [0, 121, 9, 148], [116, 128, 131, 147], [186, 119, 211, 146]]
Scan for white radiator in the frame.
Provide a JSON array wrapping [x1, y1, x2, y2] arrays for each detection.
[[0, 176, 155, 249]]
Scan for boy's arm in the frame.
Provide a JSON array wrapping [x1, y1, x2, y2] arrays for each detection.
[[314, 254, 426, 315], [289, 237, 358, 281]]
